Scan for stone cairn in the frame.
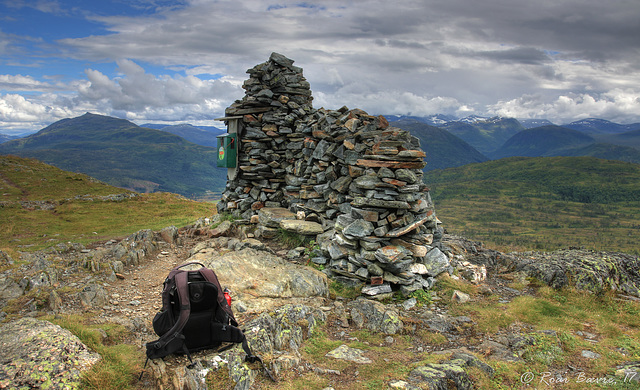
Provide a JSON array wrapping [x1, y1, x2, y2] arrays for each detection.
[[217, 53, 446, 296]]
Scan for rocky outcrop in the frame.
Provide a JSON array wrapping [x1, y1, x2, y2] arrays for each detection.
[[0, 317, 100, 389], [3, 222, 639, 390], [147, 304, 327, 390], [509, 249, 640, 297], [186, 237, 329, 314], [347, 298, 403, 334], [0, 227, 171, 315], [217, 53, 444, 296], [444, 235, 640, 297], [407, 352, 494, 390]]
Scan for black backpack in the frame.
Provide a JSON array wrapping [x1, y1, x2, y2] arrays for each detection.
[[142, 262, 273, 380]]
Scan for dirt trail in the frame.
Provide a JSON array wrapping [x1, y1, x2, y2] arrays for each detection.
[[100, 241, 194, 323]]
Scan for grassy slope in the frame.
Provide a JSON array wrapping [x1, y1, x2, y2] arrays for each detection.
[[0, 155, 213, 253], [0, 113, 227, 197], [424, 156, 640, 254], [2, 156, 640, 390]]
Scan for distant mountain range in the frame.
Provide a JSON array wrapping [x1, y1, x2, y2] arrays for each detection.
[[388, 115, 640, 165], [141, 123, 225, 148], [439, 117, 525, 155], [0, 133, 19, 144], [518, 119, 555, 129], [0, 113, 227, 197], [561, 118, 640, 134], [1, 112, 639, 198], [595, 128, 640, 150], [388, 119, 488, 170], [385, 114, 640, 134], [490, 126, 595, 159]]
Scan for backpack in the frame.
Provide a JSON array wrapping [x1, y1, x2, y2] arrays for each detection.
[[142, 262, 273, 380]]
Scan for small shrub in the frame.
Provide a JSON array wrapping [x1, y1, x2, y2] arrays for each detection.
[[303, 240, 321, 259], [409, 289, 433, 307], [275, 228, 307, 249], [553, 294, 568, 304], [329, 280, 363, 299], [523, 333, 564, 366]]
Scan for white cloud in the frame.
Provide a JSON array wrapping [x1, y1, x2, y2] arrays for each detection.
[[0, 74, 62, 91], [487, 89, 640, 124], [0, 93, 75, 133], [0, 94, 48, 122], [77, 59, 242, 115], [0, 58, 243, 134], [3, 0, 640, 133], [315, 89, 463, 117]]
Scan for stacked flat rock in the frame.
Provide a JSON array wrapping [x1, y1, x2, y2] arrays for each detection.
[[218, 52, 315, 214], [217, 53, 446, 296]]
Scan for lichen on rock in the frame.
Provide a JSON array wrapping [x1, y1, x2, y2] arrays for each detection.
[[0, 317, 100, 389]]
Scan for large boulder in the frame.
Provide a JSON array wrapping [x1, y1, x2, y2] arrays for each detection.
[[0, 272, 24, 301], [422, 247, 451, 277], [151, 304, 326, 389], [443, 235, 640, 297], [187, 242, 329, 313], [0, 317, 100, 389], [347, 298, 403, 334]]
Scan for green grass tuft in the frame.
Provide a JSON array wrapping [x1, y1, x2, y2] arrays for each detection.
[[45, 314, 142, 390]]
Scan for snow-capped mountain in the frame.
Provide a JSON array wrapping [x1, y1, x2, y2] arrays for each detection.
[[457, 115, 489, 124], [562, 118, 640, 135], [383, 114, 456, 126], [519, 119, 555, 129]]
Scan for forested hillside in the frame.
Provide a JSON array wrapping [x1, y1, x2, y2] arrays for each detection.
[[424, 156, 640, 253]]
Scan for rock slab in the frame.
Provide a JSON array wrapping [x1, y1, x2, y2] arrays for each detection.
[[0, 317, 100, 389]]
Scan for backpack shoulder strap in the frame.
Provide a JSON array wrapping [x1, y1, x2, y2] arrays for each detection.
[[145, 271, 191, 360], [198, 267, 238, 326], [160, 270, 190, 336]]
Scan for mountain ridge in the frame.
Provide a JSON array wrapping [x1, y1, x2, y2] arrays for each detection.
[[390, 119, 488, 170], [490, 125, 595, 159], [0, 133, 19, 144], [562, 118, 640, 135], [141, 123, 225, 148], [439, 117, 525, 155], [491, 125, 640, 163], [4, 112, 640, 198], [0, 113, 227, 197]]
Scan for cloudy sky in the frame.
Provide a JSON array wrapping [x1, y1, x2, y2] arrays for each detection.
[[1, 0, 639, 135]]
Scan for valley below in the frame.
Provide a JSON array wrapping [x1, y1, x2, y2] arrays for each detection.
[[1, 154, 639, 390]]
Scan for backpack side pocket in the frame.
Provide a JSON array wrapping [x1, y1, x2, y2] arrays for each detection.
[[152, 310, 174, 337]]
